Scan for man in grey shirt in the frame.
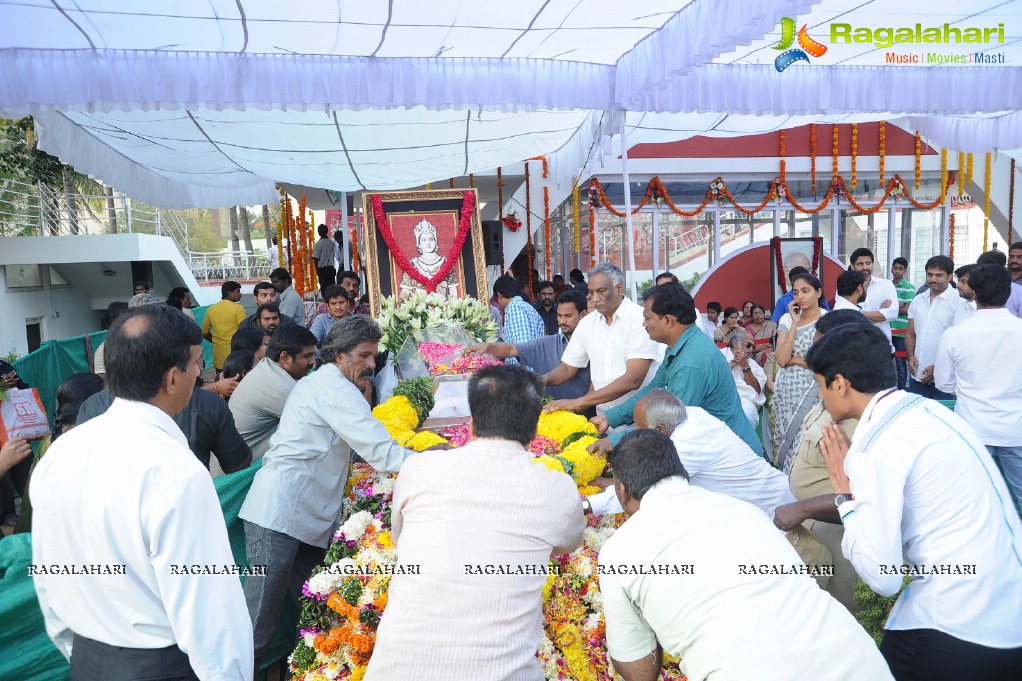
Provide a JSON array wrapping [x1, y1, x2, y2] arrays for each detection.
[[311, 223, 336, 298], [464, 290, 592, 405], [228, 324, 317, 462], [270, 267, 305, 326]]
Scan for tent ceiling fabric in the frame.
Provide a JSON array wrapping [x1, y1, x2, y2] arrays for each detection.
[[1, 0, 1020, 207]]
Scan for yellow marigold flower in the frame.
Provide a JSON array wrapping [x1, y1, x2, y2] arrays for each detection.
[[559, 436, 606, 485], [350, 666, 367, 681], [372, 396, 419, 433], [542, 570, 557, 603], [377, 531, 395, 549], [403, 430, 449, 452], [533, 455, 566, 473], [578, 484, 601, 497], [536, 410, 597, 447]]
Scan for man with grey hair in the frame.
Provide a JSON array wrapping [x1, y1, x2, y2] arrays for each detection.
[[239, 316, 430, 668], [588, 389, 795, 518], [542, 263, 661, 415]]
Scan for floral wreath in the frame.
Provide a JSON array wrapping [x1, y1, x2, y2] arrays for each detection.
[[370, 192, 475, 293], [773, 236, 823, 294], [502, 210, 523, 232]]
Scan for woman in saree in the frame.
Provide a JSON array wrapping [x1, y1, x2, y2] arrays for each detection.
[[744, 303, 777, 365], [713, 307, 744, 346], [771, 273, 826, 470]]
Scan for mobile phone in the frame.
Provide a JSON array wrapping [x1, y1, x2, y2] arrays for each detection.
[[792, 305, 801, 314]]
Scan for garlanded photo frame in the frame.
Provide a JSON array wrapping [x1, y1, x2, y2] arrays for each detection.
[[770, 236, 824, 308], [362, 188, 488, 317]]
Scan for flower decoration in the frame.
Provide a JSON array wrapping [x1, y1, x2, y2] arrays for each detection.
[[709, 178, 725, 200], [376, 294, 496, 356], [502, 210, 523, 232], [536, 410, 598, 448]]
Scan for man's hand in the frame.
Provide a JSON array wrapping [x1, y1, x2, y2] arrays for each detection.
[[1, 371, 20, 389], [544, 398, 583, 414], [587, 438, 613, 456], [591, 476, 615, 490], [207, 376, 240, 398], [425, 443, 454, 451], [919, 365, 935, 384], [773, 502, 807, 532], [590, 414, 610, 435], [0, 437, 32, 476], [819, 423, 852, 495], [908, 356, 919, 375], [462, 343, 489, 356], [880, 299, 893, 309]]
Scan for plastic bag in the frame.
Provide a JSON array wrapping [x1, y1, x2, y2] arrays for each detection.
[[0, 388, 50, 443]]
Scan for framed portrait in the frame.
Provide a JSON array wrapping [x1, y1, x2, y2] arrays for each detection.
[[361, 188, 488, 317], [770, 237, 824, 308]]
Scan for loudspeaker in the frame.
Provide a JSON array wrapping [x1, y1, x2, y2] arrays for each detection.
[[482, 220, 503, 265]]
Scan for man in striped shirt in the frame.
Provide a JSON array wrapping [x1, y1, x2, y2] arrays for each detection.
[[890, 257, 914, 390]]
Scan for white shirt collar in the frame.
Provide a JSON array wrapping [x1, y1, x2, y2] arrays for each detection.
[[106, 397, 189, 449]]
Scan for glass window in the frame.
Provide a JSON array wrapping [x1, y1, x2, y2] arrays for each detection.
[[719, 210, 772, 258], [893, 207, 943, 287], [661, 211, 713, 289]]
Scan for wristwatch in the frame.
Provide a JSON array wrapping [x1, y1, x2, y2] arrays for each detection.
[[581, 498, 592, 514], [834, 493, 855, 507], [742, 366, 752, 373]]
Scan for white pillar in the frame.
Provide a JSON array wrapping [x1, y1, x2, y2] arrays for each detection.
[[620, 121, 639, 301], [887, 204, 897, 273], [652, 209, 660, 275]]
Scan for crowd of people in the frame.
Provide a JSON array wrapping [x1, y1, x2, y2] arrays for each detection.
[[3, 240, 1021, 681]]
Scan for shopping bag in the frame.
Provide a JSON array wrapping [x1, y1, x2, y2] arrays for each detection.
[[0, 388, 51, 444]]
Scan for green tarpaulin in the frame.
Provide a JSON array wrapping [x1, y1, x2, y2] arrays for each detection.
[[0, 458, 297, 681]]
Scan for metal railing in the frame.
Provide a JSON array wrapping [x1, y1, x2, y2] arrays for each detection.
[[0, 178, 269, 282]]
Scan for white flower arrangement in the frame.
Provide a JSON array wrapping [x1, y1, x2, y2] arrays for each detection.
[[376, 294, 496, 355]]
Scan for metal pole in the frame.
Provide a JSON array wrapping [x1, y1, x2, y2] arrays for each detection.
[[620, 119, 639, 301], [652, 209, 660, 274], [37, 181, 46, 236], [341, 191, 350, 271], [126, 198, 133, 233]]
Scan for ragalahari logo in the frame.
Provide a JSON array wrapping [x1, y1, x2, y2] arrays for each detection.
[[774, 17, 827, 72]]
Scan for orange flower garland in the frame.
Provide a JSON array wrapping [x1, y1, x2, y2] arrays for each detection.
[[940, 148, 948, 199], [572, 179, 580, 254], [948, 212, 956, 259], [779, 129, 787, 185], [914, 131, 922, 190], [350, 222, 360, 273], [529, 156, 551, 279], [277, 186, 287, 268], [967, 153, 974, 186], [588, 178, 597, 267], [878, 121, 886, 187], [832, 124, 839, 181], [285, 193, 296, 275], [850, 123, 858, 189], [958, 152, 966, 197], [810, 124, 817, 194], [983, 152, 992, 250]]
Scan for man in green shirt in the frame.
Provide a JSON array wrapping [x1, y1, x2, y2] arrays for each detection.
[[592, 283, 763, 456], [890, 256, 915, 390]]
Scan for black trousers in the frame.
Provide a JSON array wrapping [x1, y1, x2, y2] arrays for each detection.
[[881, 628, 1022, 681], [70, 634, 198, 681], [316, 265, 336, 295]]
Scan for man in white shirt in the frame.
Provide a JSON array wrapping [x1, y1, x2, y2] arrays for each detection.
[[906, 255, 973, 400], [589, 388, 793, 517], [722, 334, 767, 427], [542, 263, 661, 415], [31, 305, 253, 681], [849, 247, 899, 345], [267, 236, 279, 271], [809, 324, 1022, 679], [239, 316, 428, 668], [228, 324, 317, 462], [953, 264, 977, 309], [833, 269, 866, 311], [598, 429, 892, 681], [365, 365, 584, 680], [269, 267, 305, 326], [935, 265, 1022, 510]]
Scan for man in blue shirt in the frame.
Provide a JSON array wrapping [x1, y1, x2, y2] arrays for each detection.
[[594, 283, 763, 456], [493, 274, 544, 364]]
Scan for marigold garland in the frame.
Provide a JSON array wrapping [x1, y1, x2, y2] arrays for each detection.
[[572, 179, 580, 255], [940, 148, 948, 200], [370, 192, 475, 292], [529, 156, 552, 279], [948, 212, 956, 259], [832, 124, 840, 181], [958, 151, 966, 197], [349, 222, 360, 274], [810, 123, 817, 194], [588, 178, 597, 267], [983, 152, 992, 250], [967, 152, 974, 186], [850, 123, 858, 189], [878, 121, 886, 187], [778, 129, 786, 158], [277, 186, 287, 268], [285, 194, 296, 281], [914, 131, 922, 190]]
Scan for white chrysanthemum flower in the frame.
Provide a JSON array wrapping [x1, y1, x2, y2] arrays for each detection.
[[338, 511, 374, 540]]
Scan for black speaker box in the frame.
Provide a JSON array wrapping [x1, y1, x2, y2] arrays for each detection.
[[481, 220, 504, 266]]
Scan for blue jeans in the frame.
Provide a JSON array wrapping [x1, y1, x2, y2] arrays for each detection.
[[892, 336, 908, 390], [243, 521, 326, 664], [908, 378, 955, 401], [987, 445, 1022, 515]]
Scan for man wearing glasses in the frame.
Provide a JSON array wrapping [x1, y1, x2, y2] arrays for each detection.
[[723, 334, 767, 428]]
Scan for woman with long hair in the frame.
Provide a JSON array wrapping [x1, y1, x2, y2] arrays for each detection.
[[745, 303, 778, 364], [739, 299, 756, 328], [713, 307, 743, 346], [15, 372, 105, 533], [771, 273, 827, 469]]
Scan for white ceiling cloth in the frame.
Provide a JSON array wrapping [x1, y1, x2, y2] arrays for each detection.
[[1, 0, 1020, 206]]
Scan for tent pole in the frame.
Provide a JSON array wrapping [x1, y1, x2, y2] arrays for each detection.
[[620, 119, 639, 301], [341, 191, 350, 271]]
